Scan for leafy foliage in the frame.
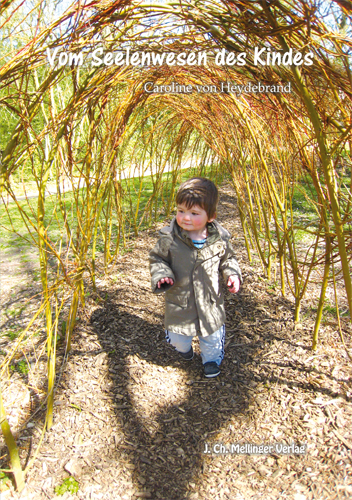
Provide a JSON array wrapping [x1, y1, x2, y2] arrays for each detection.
[[54, 476, 79, 496]]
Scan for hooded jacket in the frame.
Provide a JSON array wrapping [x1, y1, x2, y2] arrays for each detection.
[[149, 218, 242, 337]]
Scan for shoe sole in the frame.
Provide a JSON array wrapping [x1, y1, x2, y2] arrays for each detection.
[[179, 350, 194, 361], [204, 371, 220, 378]]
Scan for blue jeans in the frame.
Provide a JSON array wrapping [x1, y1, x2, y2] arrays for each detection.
[[165, 325, 225, 366]]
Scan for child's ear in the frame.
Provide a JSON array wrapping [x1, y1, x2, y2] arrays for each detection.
[[208, 212, 216, 223]]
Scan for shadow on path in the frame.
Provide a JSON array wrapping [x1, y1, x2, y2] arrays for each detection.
[[84, 284, 348, 499]]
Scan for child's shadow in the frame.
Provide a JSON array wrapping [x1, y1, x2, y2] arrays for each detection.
[[89, 297, 252, 500], [86, 284, 346, 500]]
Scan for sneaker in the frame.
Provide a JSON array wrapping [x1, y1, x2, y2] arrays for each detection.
[[204, 362, 220, 378], [179, 346, 194, 360]]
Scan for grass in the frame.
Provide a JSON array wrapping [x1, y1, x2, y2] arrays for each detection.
[[288, 173, 349, 245], [16, 360, 29, 375], [5, 306, 25, 318], [9, 360, 29, 375], [54, 476, 79, 496], [0, 471, 11, 492], [0, 164, 226, 259], [306, 303, 351, 320], [4, 329, 22, 341], [290, 183, 320, 229], [267, 281, 278, 290], [323, 304, 350, 317]]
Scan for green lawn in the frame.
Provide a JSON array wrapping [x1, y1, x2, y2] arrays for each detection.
[[0, 165, 226, 257]]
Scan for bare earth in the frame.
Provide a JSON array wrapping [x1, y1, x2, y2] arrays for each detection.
[[1, 184, 352, 500]]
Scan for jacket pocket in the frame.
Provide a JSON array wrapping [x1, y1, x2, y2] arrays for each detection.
[[165, 293, 189, 309]]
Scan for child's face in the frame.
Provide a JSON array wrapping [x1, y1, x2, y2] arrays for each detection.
[[176, 203, 214, 234]]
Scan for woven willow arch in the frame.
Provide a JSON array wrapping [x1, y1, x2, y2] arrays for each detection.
[[0, 0, 352, 489]]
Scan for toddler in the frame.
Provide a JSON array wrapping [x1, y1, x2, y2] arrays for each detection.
[[149, 177, 241, 377]]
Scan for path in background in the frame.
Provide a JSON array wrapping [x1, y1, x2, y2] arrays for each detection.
[[1, 160, 195, 203]]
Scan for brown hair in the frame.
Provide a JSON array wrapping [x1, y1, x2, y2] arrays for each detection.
[[175, 177, 218, 219]]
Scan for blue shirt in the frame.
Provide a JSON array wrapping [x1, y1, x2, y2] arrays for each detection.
[[192, 238, 207, 249]]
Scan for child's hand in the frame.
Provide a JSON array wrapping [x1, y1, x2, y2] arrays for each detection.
[[157, 277, 174, 289], [227, 275, 240, 293]]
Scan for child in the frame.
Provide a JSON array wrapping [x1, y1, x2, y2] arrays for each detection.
[[149, 177, 242, 378]]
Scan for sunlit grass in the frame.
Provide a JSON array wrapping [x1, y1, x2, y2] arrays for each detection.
[[0, 164, 226, 255]]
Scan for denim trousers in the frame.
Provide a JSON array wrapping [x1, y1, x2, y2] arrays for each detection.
[[165, 324, 225, 366]]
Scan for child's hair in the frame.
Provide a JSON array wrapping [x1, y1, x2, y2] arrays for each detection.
[[176, 177, 218, 219]]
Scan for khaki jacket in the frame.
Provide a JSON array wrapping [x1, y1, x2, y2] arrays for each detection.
[[149, 218, 242, 337]]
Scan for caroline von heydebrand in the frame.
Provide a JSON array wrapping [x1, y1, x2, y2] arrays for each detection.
[[46, 47, 314, 68], [143, 81, 291, 94]]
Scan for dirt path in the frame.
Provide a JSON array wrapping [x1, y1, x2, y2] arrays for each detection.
[[1, 185, 352, 500]]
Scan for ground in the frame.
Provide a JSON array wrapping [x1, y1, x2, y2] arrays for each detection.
[[0, 184, 352, 500]]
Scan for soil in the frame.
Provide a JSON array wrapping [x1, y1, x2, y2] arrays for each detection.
[[1, 184, 352, 500]]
